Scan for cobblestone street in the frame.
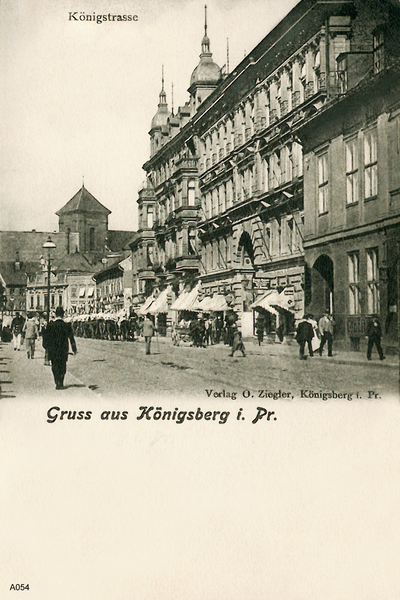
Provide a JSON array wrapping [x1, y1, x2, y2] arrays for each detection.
[[1, 336, 398, 400]]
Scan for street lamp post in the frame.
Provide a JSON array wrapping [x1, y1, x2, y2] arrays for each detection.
[[42, 236, 56, 365]]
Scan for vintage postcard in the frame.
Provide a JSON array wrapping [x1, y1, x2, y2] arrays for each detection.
[[1, 0, 399, 598]]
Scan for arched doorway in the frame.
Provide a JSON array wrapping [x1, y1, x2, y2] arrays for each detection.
[[312, 255, 334, 314]]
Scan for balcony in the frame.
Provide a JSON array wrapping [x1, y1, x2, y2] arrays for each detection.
[[174, 255, 200, 272], [173, 157, 198, 175]]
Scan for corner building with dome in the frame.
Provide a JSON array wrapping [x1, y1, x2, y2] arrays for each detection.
[[134, 0, 400, 353]]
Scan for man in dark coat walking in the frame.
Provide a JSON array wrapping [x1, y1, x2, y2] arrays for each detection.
[[295, 315, 314, 360], [365, 315, 385, 360], [44, 307, 77, 389]]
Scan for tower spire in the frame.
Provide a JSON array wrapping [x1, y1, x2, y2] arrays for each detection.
[[201, 4, 211, 55], [158, 65, 167, 106]]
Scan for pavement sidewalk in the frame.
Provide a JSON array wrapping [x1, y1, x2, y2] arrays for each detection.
[[139, 334, 399, 369], [0, 340, 95, 398]]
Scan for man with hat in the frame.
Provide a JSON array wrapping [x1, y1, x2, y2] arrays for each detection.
[[365, 315, 385, 361], [43, 306, 77, 389], [318, 312, 334, 357], [142, 314, 156, 355]]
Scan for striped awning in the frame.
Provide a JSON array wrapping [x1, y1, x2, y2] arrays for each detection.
[[269, 288, 295, 311], [170, 283, 200, 311], [196, 294, 231, 312], [148, 285, 173, 314], [138, 295, 155, 315], [250, 290, 280, 315]]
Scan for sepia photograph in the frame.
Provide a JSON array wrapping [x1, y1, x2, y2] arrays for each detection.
[[1, 0, 400, 598]]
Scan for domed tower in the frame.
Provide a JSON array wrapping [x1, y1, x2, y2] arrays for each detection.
[[149, 67, 172, 157], [188, 5, 222, 115]]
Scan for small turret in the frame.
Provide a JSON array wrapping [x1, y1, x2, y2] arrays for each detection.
[[188, 5, 222, 114], [150, 66, 172, 156]]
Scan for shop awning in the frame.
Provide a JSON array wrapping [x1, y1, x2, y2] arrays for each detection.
[[148, 286, 173, 315], [196, 294, 231, 312], [170, 283, 200, 311], [87, 287, 95, 297], [269, 288, 295, 311], [250, 290, 280, 316], [138, 295, 155, 315], [79, 287, 86, 298]]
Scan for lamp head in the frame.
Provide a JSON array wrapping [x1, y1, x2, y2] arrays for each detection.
[[42, 236, 57, 251]]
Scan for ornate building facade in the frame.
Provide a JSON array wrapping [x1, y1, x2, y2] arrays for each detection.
[[135, 0, 400, 344]]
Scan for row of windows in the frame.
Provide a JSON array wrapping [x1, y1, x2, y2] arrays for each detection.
[[70, 287, 95, 299], [154, 180, 197, 224], [348, 248, 379, 315], [201, 144, 302, 219], [200, 43, 327, 170], [99, 281, 123, 296], [318, 129, 378, 214], [28, 294, 63, 309], [201, 217, 302, 273]]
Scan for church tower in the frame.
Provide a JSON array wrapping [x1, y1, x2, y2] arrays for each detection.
[[56, 184, 111, 256]]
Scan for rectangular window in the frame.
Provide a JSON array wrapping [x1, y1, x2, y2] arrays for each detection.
[[373, 30, 384, 74], [364, 129, 377, 199], [188, 228, 196, 256], [147, 208, 154, 228], [318, 153, 329, 214], [263, 157, 269, 192], [348, 252, 361, 314], [218, 185, 224, 214], [212, 188, 218, 216], [346, 138, 358, 204], [188, 180, 196, 206], [287, 218, 294, 253], [177, 235, 183, 257], [30, 296, 34, 309], [281, 146, 292, 183], [58, 295, 63, 307], [272, 150, 281, 188], [226, 180, 233, 208], [366, 248, 379, 314], [277, 219, 282, 255], [238, 172, 245, 202], [264, 225, 271, 257]]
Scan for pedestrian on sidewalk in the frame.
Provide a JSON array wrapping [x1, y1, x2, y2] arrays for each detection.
[[318, 312, 334, 357], [365, 315, 385, 361], [295, 315, 314, 360], [229, 325, 246, 357], [23, 314, 39, 359], [255, 314, 265, 346], [11, 312, 25, 351], [142, 314, 156, 355], [43, 306, 77, 390]]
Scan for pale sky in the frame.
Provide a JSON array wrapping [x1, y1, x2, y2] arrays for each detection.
[[0, 0, 298, 233]]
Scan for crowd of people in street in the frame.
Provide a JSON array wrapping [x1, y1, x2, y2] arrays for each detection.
[[0, 308, 389, 369]]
